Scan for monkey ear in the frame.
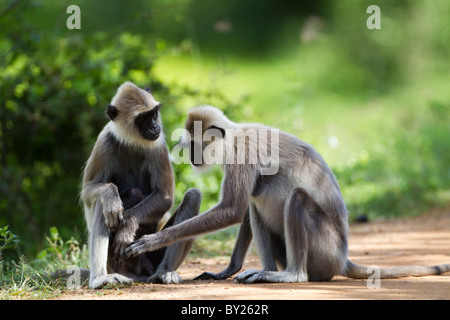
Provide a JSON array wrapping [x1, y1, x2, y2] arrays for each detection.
[[107, 104, 118, 121], [209, 125, 226, 138]]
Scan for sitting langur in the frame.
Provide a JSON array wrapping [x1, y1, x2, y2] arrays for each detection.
[[82, 82, 201, 289], [125, 106, 450, 283]]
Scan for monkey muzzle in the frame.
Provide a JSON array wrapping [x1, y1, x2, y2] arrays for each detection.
[[140, 124, 161, 141], [135, 109, 161, 141]]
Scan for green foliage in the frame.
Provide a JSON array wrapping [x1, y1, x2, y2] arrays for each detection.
[[34, 226, 89, 272], [0, 225, 20, 290], [333, 98, 450, 220], [0, 255, 66, 299], [0, 225, 19, 251], [0, 0, 237, 257], [0, 227, 88, 299]]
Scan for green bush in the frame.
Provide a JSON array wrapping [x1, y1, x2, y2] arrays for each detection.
[[0, 226, 89, 298], [336, 100, 450, 220], [0, 1, 240, 258]]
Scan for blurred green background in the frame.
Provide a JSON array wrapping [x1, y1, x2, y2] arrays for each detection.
[[1, 0, 449, 261]]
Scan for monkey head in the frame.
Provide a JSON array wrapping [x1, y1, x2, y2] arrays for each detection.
[[107, 82, 163, 147], [178, 106, 234, 170]]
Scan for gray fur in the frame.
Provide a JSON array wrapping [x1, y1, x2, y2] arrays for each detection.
[[82, 82, 201, 289], [125, 105, 450, 283]]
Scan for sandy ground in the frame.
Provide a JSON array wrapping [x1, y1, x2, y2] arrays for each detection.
[[57, 210, 450, 300]]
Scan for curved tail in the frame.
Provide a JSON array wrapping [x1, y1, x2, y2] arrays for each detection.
[[343, 260, 450, 279]]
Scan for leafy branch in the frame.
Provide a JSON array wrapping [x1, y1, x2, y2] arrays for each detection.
[[0, 225, 19, 251]]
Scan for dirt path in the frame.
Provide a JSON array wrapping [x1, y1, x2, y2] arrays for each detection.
[[58, 210, 450, 300]]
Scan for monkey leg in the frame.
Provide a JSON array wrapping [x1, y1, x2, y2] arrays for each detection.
[[146, 188, 202, 284], [249, 204, 278, 271], [89, 202, 133, 289], [293, 188, 347, 281], [194, 208, 253, 280], [235, 188, 309, 283], [284, 187, 345, 282], [236, 187, 346, 283]]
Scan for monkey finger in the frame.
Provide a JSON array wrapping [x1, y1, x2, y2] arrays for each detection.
[[125, 237, 152, 257], [124, 234, 163, 258], [124, 240, 143, 258], [105, 215, 117, 231], [113, 241, 123, 256], [114, 237, 129, 256], [234, 269, 260, 283], [117, 210, 123, 222]]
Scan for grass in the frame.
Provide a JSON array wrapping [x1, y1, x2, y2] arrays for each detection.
[[1, 227, 89, 299]]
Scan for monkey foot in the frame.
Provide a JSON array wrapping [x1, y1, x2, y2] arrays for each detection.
[[89, 273, 133, 289], [147, 271, 182, 284], [234, 269, 308, 283], [194, 271, 227, 280]]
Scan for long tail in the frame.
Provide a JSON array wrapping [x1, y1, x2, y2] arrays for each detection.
[[343, 259, 450, 279]]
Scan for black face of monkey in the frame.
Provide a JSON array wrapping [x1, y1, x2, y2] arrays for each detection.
[[135, 106, 161, 141], [187, 125, 225, 167], [107, 103, 162, 141], [190, 140, 204, 166]]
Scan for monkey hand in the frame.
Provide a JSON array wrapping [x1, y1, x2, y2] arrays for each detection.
[[194, 271, 226, 280], [112, 218, 138, 256], [102, 197, 124, 231], [124, 232, 166, 258], [194, 260, 242, 280]]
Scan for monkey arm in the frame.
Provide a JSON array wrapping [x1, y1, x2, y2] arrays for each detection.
[[125, 164, 256, 258], [125, 202, 247, 258], [123, 189, 173, 226], [82, 180, 124, 231], [81, 135, 125, 231], [195, 208, 252, 280], [82, 181, 119, 208]]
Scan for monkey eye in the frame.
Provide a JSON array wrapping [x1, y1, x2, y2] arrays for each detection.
[[151, 104, 162, 121]]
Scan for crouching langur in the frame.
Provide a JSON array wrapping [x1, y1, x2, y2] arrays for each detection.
[[125, 105, 450, 283], [81, 82, 201, 289]]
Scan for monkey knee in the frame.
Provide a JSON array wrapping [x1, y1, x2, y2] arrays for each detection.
[[161, 197, 174, 213], [181, 188, 202, 210], [169, 188, 201, 225], [184, 188, 202, 202]]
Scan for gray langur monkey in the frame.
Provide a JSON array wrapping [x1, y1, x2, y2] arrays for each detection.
[[125, 105, 450, 283], [81, 81, 201, 289]]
